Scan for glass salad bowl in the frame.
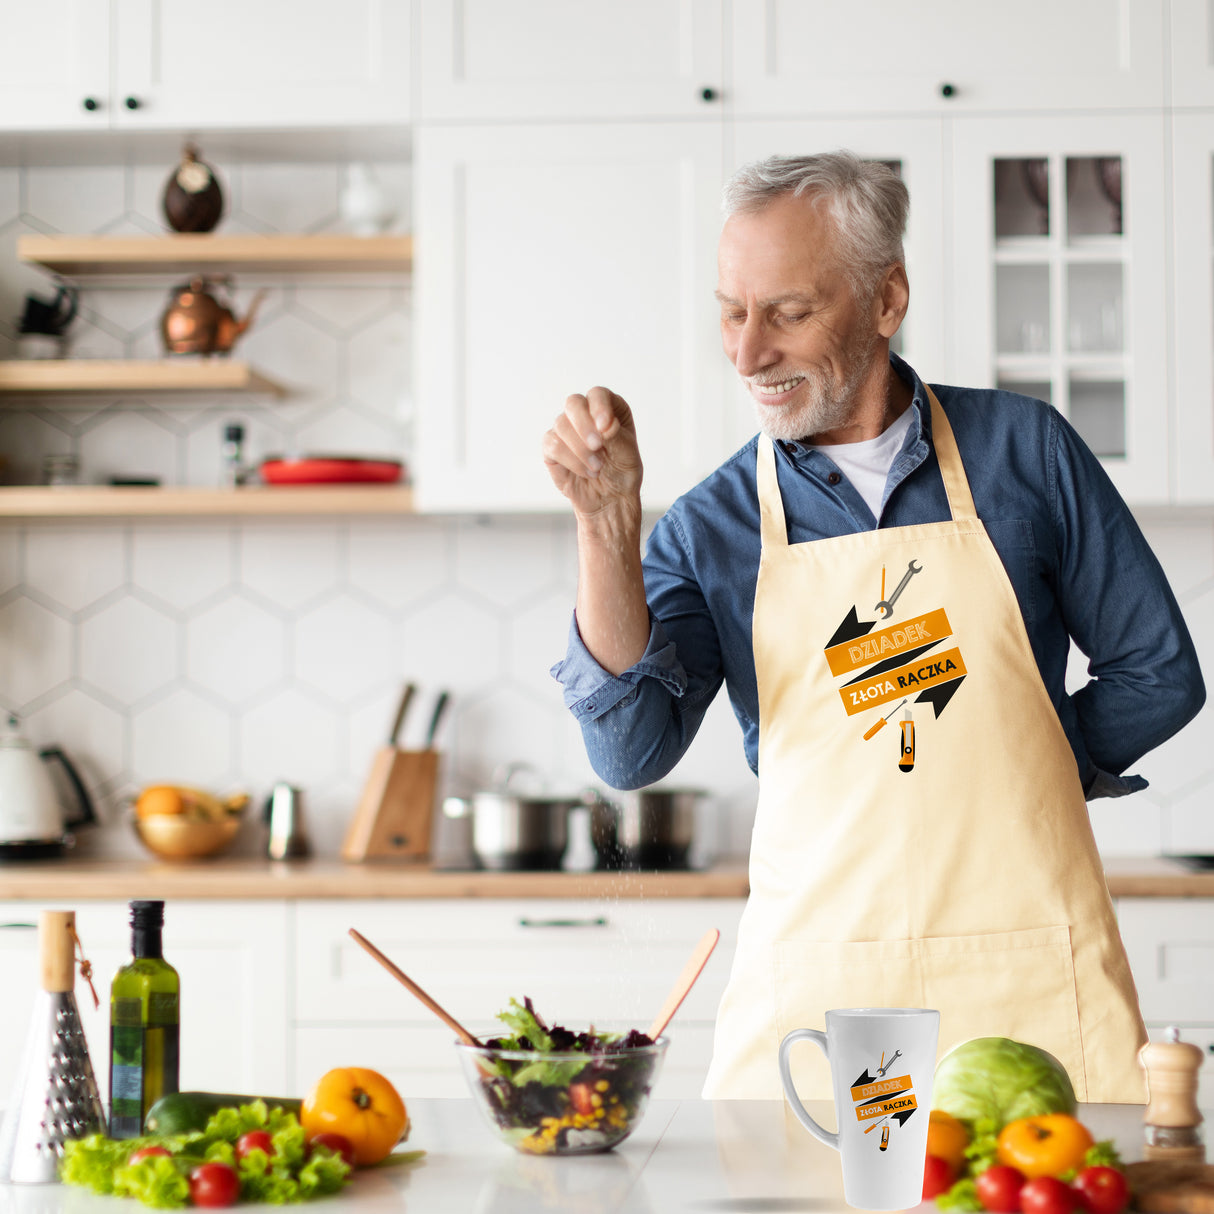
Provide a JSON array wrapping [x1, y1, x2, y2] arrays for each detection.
[[456, 1036, 668, 1155]]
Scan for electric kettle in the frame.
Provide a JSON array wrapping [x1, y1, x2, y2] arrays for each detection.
[[0, 716, 96, 860]]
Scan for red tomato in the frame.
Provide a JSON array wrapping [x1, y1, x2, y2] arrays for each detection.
[[128, 1145, 171, 1165], [189, 1162, 241, 1208], [976, 1165, 1028, 1212], [923, 1154, 957, 1200], [235, 1130, 275, 1160], [1020, 1175, 1083, 1214], [1072, 1166, 1130, 1214], [569, 1084, 596, 1117], [308, 1132, 356, 1168]]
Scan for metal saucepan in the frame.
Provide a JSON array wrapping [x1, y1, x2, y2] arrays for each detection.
[[443, 764, 598, 871], [590, 787, 708, 871]]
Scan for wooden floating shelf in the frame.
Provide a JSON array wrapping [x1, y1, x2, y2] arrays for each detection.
[[18, 233, 413, 277], [0, 359, 286, 397], [0, 485, 415, 518]]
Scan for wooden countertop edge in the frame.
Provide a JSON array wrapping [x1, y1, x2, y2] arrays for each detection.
[[0, 858, 1207, 900], [0, 859, 753, 900]]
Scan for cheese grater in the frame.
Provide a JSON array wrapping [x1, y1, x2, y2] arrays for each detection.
[[0, 910, 106, 1183]]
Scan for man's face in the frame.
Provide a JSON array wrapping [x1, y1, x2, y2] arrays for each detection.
[[716, 192, 882, 443]]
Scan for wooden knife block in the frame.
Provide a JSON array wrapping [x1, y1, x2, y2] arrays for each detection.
[[342, 747, 439, 862]]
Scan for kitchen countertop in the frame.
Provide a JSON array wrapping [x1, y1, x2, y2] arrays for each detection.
[[0, 855, 1207, 900], [0, 1099, 1173, 1214]]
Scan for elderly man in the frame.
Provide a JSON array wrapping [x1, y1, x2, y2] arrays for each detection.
[[542, 152, 1204, 1100]]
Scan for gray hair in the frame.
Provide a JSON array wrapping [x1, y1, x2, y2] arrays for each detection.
[[722, 151, 909, 299]]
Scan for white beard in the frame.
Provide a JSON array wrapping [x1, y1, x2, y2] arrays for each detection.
[[744, 328, 880, 443]]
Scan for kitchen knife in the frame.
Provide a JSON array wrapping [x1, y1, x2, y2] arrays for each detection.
[[424, 690, 450, 749], [389, 683, 417, 747]]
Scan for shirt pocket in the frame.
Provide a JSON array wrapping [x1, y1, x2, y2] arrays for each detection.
[[773, 926, 1084, 1102], [983, 518, 1038, 628]]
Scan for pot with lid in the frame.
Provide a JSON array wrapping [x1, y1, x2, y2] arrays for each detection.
[[443, 764, 599, 872], [590, 787, 708, 871]]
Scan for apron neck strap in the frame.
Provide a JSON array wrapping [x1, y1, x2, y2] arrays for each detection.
[[756, 384, 978, 546], [926, 385, 977, 522]]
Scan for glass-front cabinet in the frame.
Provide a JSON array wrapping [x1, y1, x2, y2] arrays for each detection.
[[950, 116, 1169, 503], [1170, 115, 1214, 504]]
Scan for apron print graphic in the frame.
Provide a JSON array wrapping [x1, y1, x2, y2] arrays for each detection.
[[853, 1048, 918, 1152], [823, 559, 968, 772]]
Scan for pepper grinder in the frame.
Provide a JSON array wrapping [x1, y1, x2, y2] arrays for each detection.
[[1140, 1027, 1206, 1162]]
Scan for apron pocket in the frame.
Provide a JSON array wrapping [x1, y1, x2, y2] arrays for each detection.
[[772, 927, 1085, 1102], [920, 925, 1086, 1099]]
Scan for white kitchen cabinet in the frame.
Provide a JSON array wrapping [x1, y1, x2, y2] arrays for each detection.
[[0, 901, 289, 1111], [950, 114, 1170, 503], [417, 0, 723, 122], [291, 899, 744, 1098], [1169, 114, 1214, 503], [0, 0, 410, 133], [414, 121, 733, 513], [729, 0, 1166, 116], [730, 118, 949, 383], [1170, 0, 1214, 107], [1116, 897, 1214, 1106]]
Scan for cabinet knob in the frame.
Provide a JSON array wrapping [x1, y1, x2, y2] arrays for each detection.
[[939, 82, 957, 98], [124, 95, 141, 110], [700, 86, 718, 102], [82, 96, 99, 112]]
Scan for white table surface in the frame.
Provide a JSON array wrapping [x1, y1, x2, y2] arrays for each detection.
[[0, 1100, 1158, 1214]]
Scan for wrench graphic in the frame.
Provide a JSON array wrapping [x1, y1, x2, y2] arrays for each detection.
[[875, 560, 922, 618], [876, 1049, 902, 1077]]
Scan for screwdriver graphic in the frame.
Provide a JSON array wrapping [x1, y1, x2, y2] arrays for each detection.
[[862, 698, 907, 741]]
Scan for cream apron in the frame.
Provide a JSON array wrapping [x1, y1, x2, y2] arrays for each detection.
[[702, 389, 1146, 1102]]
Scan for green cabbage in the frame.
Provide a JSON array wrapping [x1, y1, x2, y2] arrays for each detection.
[[932, 1037, 1077, 1128]]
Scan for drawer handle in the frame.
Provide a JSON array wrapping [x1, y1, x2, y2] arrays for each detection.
[[0, 922, 36, 929], [518, 916, 608, 929]]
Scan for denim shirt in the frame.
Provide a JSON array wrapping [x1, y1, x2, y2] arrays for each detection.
[[552, 354, 1206, 797]]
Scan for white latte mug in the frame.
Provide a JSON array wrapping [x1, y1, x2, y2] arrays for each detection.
[[779, 1008, 941, 1210]]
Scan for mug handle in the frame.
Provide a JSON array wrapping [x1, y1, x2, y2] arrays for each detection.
[[778, 1028, 839, 1151]]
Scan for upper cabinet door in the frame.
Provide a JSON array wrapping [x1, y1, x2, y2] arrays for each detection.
[[418, 0, 724, 120], [730, 0, 1165, 115], [0, 0, 110, 130], [1170, 115, 1214, 504], [111, 0, 411, 128], [414, 122, 729, 513], [1170, 0, 1214, 106], [950, 114, 1170, 505]]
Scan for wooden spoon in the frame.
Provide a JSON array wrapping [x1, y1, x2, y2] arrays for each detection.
[[349, 927, 481, 1047], [646, 928, 720, 1041]]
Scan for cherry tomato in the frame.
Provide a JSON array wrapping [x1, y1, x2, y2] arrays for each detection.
[[1072, 1166, 1130, 1214], [128, 1145, 171, 1164], [307, 1132, 356, 1168], [976, 1164, 1028, 1212], [235, 1129, 275, 1160], [923, 1154, 957, 1200], [569, 1083, 596, 1117], [1020, 1175, 1083, 1214], [188, 1161, 241, 1208], [997, 1114, 1095, 1180]]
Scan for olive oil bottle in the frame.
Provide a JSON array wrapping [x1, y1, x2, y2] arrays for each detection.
[[108, 900, 179, 1138]]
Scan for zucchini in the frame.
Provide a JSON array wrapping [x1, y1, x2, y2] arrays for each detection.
[[144, 1090, 303, 1135]]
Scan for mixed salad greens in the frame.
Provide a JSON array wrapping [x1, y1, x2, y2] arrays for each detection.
[[61, 1101, 350, 1208], [468, 997, 662, 1155]]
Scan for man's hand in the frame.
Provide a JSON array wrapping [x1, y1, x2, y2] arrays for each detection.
[[542, 387, 648, 676], [542, 386, 643, 520]]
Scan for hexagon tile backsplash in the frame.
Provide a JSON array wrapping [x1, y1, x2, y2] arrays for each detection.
[[0, 158, 1210, 863]]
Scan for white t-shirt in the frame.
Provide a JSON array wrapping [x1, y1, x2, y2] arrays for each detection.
[[809, 406, 914, 520]]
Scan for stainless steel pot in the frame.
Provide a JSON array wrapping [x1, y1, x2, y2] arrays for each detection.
[[590, 787, 706, 871], [443, 766, 596, 871]]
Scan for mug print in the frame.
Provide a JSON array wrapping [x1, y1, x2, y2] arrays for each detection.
[[823, 559, 969, 774], [851, 1046, 919, 1151]]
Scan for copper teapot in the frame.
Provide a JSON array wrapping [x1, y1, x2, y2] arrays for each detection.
[[160, 277, 265, 356]]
